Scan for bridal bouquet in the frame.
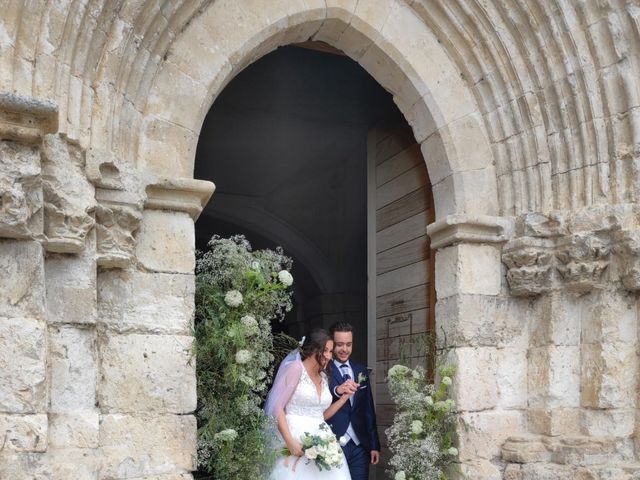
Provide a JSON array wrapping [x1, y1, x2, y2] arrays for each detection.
[[287, 424, 343, 471]]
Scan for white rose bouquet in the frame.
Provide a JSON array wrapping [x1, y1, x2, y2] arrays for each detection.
[[284, 424, 343, 471]]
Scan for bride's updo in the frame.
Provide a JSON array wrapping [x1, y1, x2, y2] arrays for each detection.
[[300, 328, 331, 374]]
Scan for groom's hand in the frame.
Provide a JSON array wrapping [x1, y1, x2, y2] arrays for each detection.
[[336, 380, 358, 395], [370, 450, 380, 464]]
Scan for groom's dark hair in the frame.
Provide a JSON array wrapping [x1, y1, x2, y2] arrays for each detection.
[[329, 321, 353, 336]]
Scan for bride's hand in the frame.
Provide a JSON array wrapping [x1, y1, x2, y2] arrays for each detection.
[[287, 439, 304, 457]]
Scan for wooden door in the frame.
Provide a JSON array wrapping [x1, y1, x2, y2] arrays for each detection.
[[367, 124, 436, 476]]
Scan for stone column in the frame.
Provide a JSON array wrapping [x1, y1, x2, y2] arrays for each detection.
[[96, 177, 213, 479], [0, 93, 57, 477], [428, 215, 527, 479]]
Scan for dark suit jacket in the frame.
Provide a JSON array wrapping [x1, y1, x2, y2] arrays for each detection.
[[327, 360, 381, 452]]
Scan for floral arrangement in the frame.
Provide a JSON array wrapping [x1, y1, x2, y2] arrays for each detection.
[[287, 423, 344, 471], [194, 235, 294, 477], [386, 363, 458, 480]]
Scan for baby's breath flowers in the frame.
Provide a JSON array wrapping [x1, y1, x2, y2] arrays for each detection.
[[386, 363, 458, 479], [194, 235, 294, 478]]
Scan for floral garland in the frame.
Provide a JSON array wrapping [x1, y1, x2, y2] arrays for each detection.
[[194, 235, 294, 477], [386, 363, 458, 480]]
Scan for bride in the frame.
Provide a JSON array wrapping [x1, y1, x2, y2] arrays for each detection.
[[264, 328, 354, 479]]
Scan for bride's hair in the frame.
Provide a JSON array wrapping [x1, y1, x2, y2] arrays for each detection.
[[300, 328, 331, 375]]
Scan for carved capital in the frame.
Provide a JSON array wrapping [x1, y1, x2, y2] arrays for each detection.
[[554, 234, 610, 292], [0, 142, 43, 238], [613, 230, 640, 291], [502, 237, 555, 296], [0, 93, 58, 144], [41, 136, 95, 253], [144, 177, 215, 220], [427, 214, 514, 250], [95, 189, 142, 268]]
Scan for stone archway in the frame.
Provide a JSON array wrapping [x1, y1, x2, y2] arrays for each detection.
[[133, 3, 508, 478], [4, 1, 640, 479]]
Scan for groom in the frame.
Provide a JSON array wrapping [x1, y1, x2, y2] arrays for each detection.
[[328, 321, 380, 480]]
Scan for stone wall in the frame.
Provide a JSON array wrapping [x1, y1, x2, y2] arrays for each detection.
[[0, 92, 213, 479], [2, 1, 640, 479], [499, 207, 640, 479]]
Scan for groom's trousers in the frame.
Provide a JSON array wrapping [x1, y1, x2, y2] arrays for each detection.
[[343, 440, 369, 480]]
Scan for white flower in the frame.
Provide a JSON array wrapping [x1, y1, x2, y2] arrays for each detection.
[[251, 261, 260, 270], [425, 395, 434, 406], [305, 446, 319, 460], [395, 472, 406, 480], [224, 290, 243, 307], [441, 376, 452, 386], [277, 270, 293, 286], [411, 420, 423, 435], [388, 364, 410, 377], [240, 315, 259, 335], [235, 349, 252, 364], [339, 436, 348, 447], [214, 428, 238, 442], [445, 399, 456, 410], [448, 447, 458, 456], [412, 369, 421, 380]]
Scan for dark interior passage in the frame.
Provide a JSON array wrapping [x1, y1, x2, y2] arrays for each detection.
[[194, 44, 405, 365]]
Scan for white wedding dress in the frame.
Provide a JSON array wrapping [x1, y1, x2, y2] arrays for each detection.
[[269, 367, 352, 479]]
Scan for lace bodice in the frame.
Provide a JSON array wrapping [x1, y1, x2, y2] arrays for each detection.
[[285, 366, 332, 418]]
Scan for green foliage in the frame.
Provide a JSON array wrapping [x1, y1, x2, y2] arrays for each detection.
[[386, 361, 458, 480], [194, 235, 294, 478]]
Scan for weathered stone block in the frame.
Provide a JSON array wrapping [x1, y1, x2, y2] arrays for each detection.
[[98, 334, 196, 414], [435, 244, 502, 299], [97, 270, 194, 335], [495, 347, 528, 409], [437, 294, 530, 348], [519, 463, 575, 479], [0, 414, 47, 452], [49, 326, 97, 412], [99, 414, 196, 478], [49, 448, 99, 479], [0, 240, 44, 319], [136, 210, 195, 274], [457, 459, 502, 479], [546, 435, 623, 466], [582, 291, 637, 345], [528, 345, 580, 408], [45, 235, 97, 325], [0, 316, 47, 413], [502, 435, 551, 463], [581, 408, 636, 437], [532, 291, 581, 347], [447, 347, 498, 411], [457, 410, 525, 461], [49, 411, 99, 448], [527, 408, 581, 436], [581, 343, 638, 408], [0, 451, 49, 479]]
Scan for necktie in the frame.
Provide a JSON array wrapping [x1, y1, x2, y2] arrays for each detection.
[[340, 364, 350, 382]]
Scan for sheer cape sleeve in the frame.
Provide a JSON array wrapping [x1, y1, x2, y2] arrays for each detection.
[[264, 349, 303, 419]]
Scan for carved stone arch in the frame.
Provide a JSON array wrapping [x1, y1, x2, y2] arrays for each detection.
[[137, 0, 498, 222]]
